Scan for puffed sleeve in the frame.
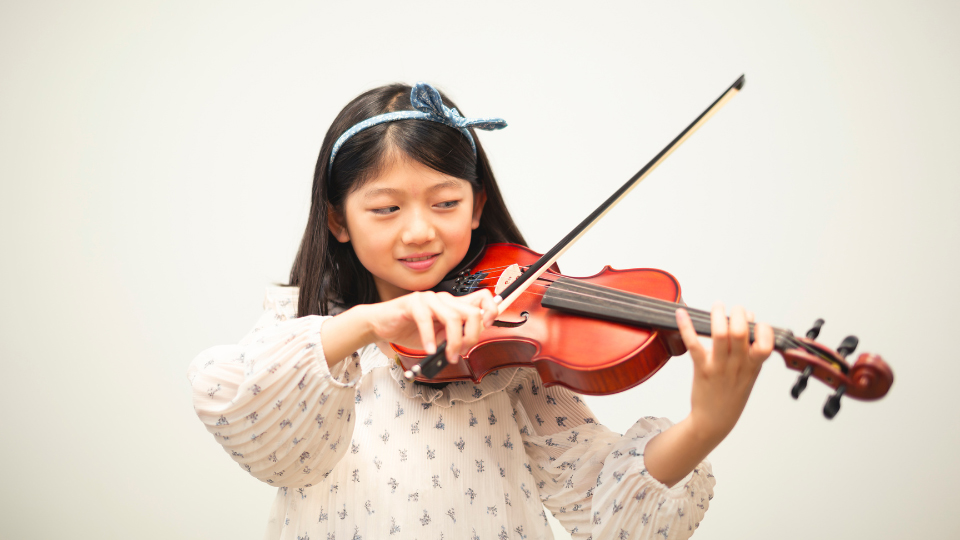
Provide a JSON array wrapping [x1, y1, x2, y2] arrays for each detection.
[[508, 368, 716, 540], [187, 289, 362, 488]]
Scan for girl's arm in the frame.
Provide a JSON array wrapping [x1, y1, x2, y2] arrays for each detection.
[[317, 303, 378, 368], [320, 289, 499, 367], [643, 303, 774, 487], [188, 288, 498, 489], [189, 312, 358, 488]]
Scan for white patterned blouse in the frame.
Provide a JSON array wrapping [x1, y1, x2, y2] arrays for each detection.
[[188, 286, 716, 540]]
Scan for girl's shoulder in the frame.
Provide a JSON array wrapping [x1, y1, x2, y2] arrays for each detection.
[[263, 284, 299, 321], [262, 284, 344, 320]]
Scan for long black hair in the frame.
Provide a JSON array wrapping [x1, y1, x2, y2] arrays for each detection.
[[285, 83, 526, 318]]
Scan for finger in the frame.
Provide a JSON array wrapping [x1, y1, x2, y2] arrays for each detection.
[[441, 290, 486, 318], [675, 308, 707, 367], [462, 305, 483, 355], [482, 296, 498, 326], [439, 291, 490, 328], [483, 291, 499, 327], [467, 289, 498, 327], [746, 310, 755, 323], [728, 305, 749, 362], [711, 301, 729, 365], [447, 291, 493, 348], [453, 290, 486, 353], [410, 298, 437, 355], [425, 295, 465, 364], [748, 322, 775, 366]]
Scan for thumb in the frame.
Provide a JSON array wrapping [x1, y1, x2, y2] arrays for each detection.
[[676, 308, 707, 368]]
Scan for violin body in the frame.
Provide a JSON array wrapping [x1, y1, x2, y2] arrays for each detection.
[[392, 243, 690, 395]]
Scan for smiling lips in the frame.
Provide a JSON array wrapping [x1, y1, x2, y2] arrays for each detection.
[[398, 253, 439, 271]]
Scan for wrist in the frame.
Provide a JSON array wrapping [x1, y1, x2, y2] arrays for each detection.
[[346, 303, 379, 345], [645, 417, 717, 488], [319, 304, 378, 369], [684, 412, 731, 451]]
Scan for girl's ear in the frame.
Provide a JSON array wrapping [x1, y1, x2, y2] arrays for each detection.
[[471, 190, 487, 230], [327, 205, 351, 243]]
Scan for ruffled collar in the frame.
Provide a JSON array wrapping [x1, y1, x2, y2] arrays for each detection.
[[382, 349, 519, 408]]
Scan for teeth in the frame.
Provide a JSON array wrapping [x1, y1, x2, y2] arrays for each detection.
[[403, 255, 434, 262]]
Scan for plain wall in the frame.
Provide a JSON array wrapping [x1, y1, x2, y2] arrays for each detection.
[[1, 1, 958, 538]]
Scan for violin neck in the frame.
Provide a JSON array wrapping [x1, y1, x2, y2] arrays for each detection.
[[540, 277, 794, 350]]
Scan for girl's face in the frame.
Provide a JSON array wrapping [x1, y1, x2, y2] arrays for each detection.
[[329, 155, 485, 302]]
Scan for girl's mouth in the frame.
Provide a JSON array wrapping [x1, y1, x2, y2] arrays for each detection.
[[398, 253, 439, 271]]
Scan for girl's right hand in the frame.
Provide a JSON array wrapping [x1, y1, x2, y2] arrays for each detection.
[[366, 289, 499, 363]]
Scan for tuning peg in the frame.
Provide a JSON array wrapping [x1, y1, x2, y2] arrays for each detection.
[[806, 319, 825, 340], [823, 385, 846, 419], [837, 335, 858, 359], [791, 365, 813, 399]]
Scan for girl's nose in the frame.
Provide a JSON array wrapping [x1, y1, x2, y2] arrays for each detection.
[[400, 211, 436, 245]]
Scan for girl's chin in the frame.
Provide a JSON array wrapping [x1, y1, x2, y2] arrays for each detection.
[[380, 259, 461, 297], [382, 273, 445, 296], [402, 276, 445, 293]]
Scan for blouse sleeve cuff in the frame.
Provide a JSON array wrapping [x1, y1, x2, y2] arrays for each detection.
[[189, 315, 365, 487], [592, 417, 716, 540], [191, 315, 359, 430]]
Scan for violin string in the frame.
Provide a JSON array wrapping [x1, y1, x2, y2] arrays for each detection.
[[470, 272, 720, 329], [464, 266, 821, 361], [473, 280, 713, 325], [561, 280, 831, 361], [466, 264, 747, 318], [475, 279, 808, 354], [474, 280, 735, 335], [457, 263, 534, 279], [464, 264, 564, 284], [546, 279, 813, 351], [550, 279, 787, 335]]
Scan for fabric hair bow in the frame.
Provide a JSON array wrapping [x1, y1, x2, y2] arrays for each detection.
[[328, 82, 507, 173]]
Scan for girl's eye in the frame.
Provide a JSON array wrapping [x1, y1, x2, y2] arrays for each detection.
[[435, 200, 460, 209], [371, 206, 399, 215]]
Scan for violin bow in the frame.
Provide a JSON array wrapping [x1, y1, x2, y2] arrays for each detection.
[[408, 75, 746, 379]]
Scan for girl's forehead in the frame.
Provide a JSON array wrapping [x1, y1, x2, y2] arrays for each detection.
[[354, 159, 471, 199]]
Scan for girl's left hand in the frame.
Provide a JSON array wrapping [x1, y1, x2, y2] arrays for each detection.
[[676, 303, 775, 446]]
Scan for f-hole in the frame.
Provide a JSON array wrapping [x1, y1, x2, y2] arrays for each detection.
[[492, 311, 529, 328]]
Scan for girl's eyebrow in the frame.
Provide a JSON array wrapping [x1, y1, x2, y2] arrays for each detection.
[[362, 180, 464, 200], [362, 187, 402, 200], [427, 180, 464, 192]]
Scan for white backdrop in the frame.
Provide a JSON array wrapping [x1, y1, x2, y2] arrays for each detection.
[[2, 1, 957, 539]]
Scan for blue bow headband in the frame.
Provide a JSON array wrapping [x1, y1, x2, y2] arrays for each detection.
[[327, 82, 507, 174]]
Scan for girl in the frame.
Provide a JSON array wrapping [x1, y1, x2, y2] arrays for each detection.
[[188, 82, 774, 540]]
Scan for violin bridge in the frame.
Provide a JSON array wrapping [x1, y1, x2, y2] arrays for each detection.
[[494, 264, 523, 296]]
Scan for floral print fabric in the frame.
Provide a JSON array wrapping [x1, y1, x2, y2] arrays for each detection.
[[188, 286, 715, 540]]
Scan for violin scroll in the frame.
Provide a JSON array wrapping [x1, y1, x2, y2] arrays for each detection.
[[848, 353, 894, 399], [781, 332, 893, 418]]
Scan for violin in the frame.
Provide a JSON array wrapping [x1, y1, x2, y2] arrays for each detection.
[[390, 75, 894, 418]]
